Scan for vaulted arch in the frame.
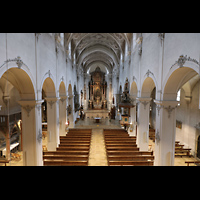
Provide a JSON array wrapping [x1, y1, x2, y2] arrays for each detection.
[[141, 77, 156, 98], [162, 63, 199, 101], [0, 65, 36, 100]]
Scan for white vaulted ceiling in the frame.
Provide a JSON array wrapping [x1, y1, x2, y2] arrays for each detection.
[[65, 33, 131, 74]]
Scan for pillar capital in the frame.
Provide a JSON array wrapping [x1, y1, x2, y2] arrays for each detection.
[[136, 97, 152, 110], [154, 100, 179, 118], [136, 97, 152, 102], [18, 100, 44, 117], [45, 97, 60, 102], [18, 99, 44, 106], [154, 100, 179, 108], [59, 96, 68, 103], [45, 97, 60, 109]]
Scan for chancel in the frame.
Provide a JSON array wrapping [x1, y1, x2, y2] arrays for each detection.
[[1, 33, 200, 166]]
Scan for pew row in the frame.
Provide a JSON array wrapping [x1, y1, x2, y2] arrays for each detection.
[[104, 129, 154, 166], [43, 129, 92, 166]]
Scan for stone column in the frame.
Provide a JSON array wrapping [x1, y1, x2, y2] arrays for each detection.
[[129, 98, 137, 136], [154, 100, 179, 166], [68, 95, 75, 128], [45, 97, 60, 151], [136, 97, 152, 151], [59, 96, 67, 136], [18, 100, 44, 166]]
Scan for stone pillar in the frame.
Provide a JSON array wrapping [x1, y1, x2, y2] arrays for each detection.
[[154, 100, 178, 166], [45, 97, 60, 151], [59, 96, 67, 136], [136, 97, 152, 151], [18, 100, 44, 166], [68, 95, 75, 128], [129, 98, 137, 136], [5, 123, 10, 161]]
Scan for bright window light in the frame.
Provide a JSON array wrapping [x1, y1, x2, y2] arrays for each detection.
[[177, 89, 181, 106]]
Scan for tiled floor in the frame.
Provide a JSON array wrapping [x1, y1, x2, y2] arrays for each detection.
[[88, 129, 108, 166]]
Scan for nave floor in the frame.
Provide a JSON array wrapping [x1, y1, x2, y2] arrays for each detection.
[[76, 118, 121, 166], [88, 129, 108, 166], [0, 118, 199, 166]]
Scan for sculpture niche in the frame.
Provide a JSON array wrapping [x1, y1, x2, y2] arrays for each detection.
[[88, 67, 107, 110]]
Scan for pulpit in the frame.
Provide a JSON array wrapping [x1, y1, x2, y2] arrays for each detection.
[[119, 78, 134, 129]]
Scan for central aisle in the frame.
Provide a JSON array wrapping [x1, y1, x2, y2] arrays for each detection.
[[75, 118, 121, 166], [88, 129, 108, 166]]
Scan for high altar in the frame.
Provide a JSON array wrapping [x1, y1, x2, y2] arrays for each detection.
[[88, 67, 107, 110]]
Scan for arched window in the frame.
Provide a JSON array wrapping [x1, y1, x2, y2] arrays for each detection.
[[177, 89, 181, 106]]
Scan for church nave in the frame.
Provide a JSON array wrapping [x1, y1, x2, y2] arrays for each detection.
[[1, 33, 200, 166]]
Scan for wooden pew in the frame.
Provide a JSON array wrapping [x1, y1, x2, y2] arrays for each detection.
[[60, 139, 90, 143], [57, 146, 90, 151], [0, 159, 9, 166], [43, 160, 88, 166], [43, 154, 88, 161], [59, 143, 90, 147], [108, 155, 154, 161], [175, 148, 191, 157], [104, 129, 154, 166], [107, 151, 153, 156], [175, 141, 191, 157], [60, 137, 91, 141], [105, 141, 136, 144], [106, 147, 139, 151], [106, 144, 138, 147], [105, 138, 136, 142], [108, 160, 154, 166], [44, 151, 89, 155], [185, 161, 200, 166], [43, 128, 92, 166]]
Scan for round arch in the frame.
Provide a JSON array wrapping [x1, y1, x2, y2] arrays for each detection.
[[59, 81, 66, 96], [162, 64, 199, 101], [141, 77, 156, 98], [0, 65, 36, 100], [130, 81, 138, 97], [40, 71, 56, 98], [0, 65, 38, 165], [68, 84, 73, 95], [41, 77, 56, 98]]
